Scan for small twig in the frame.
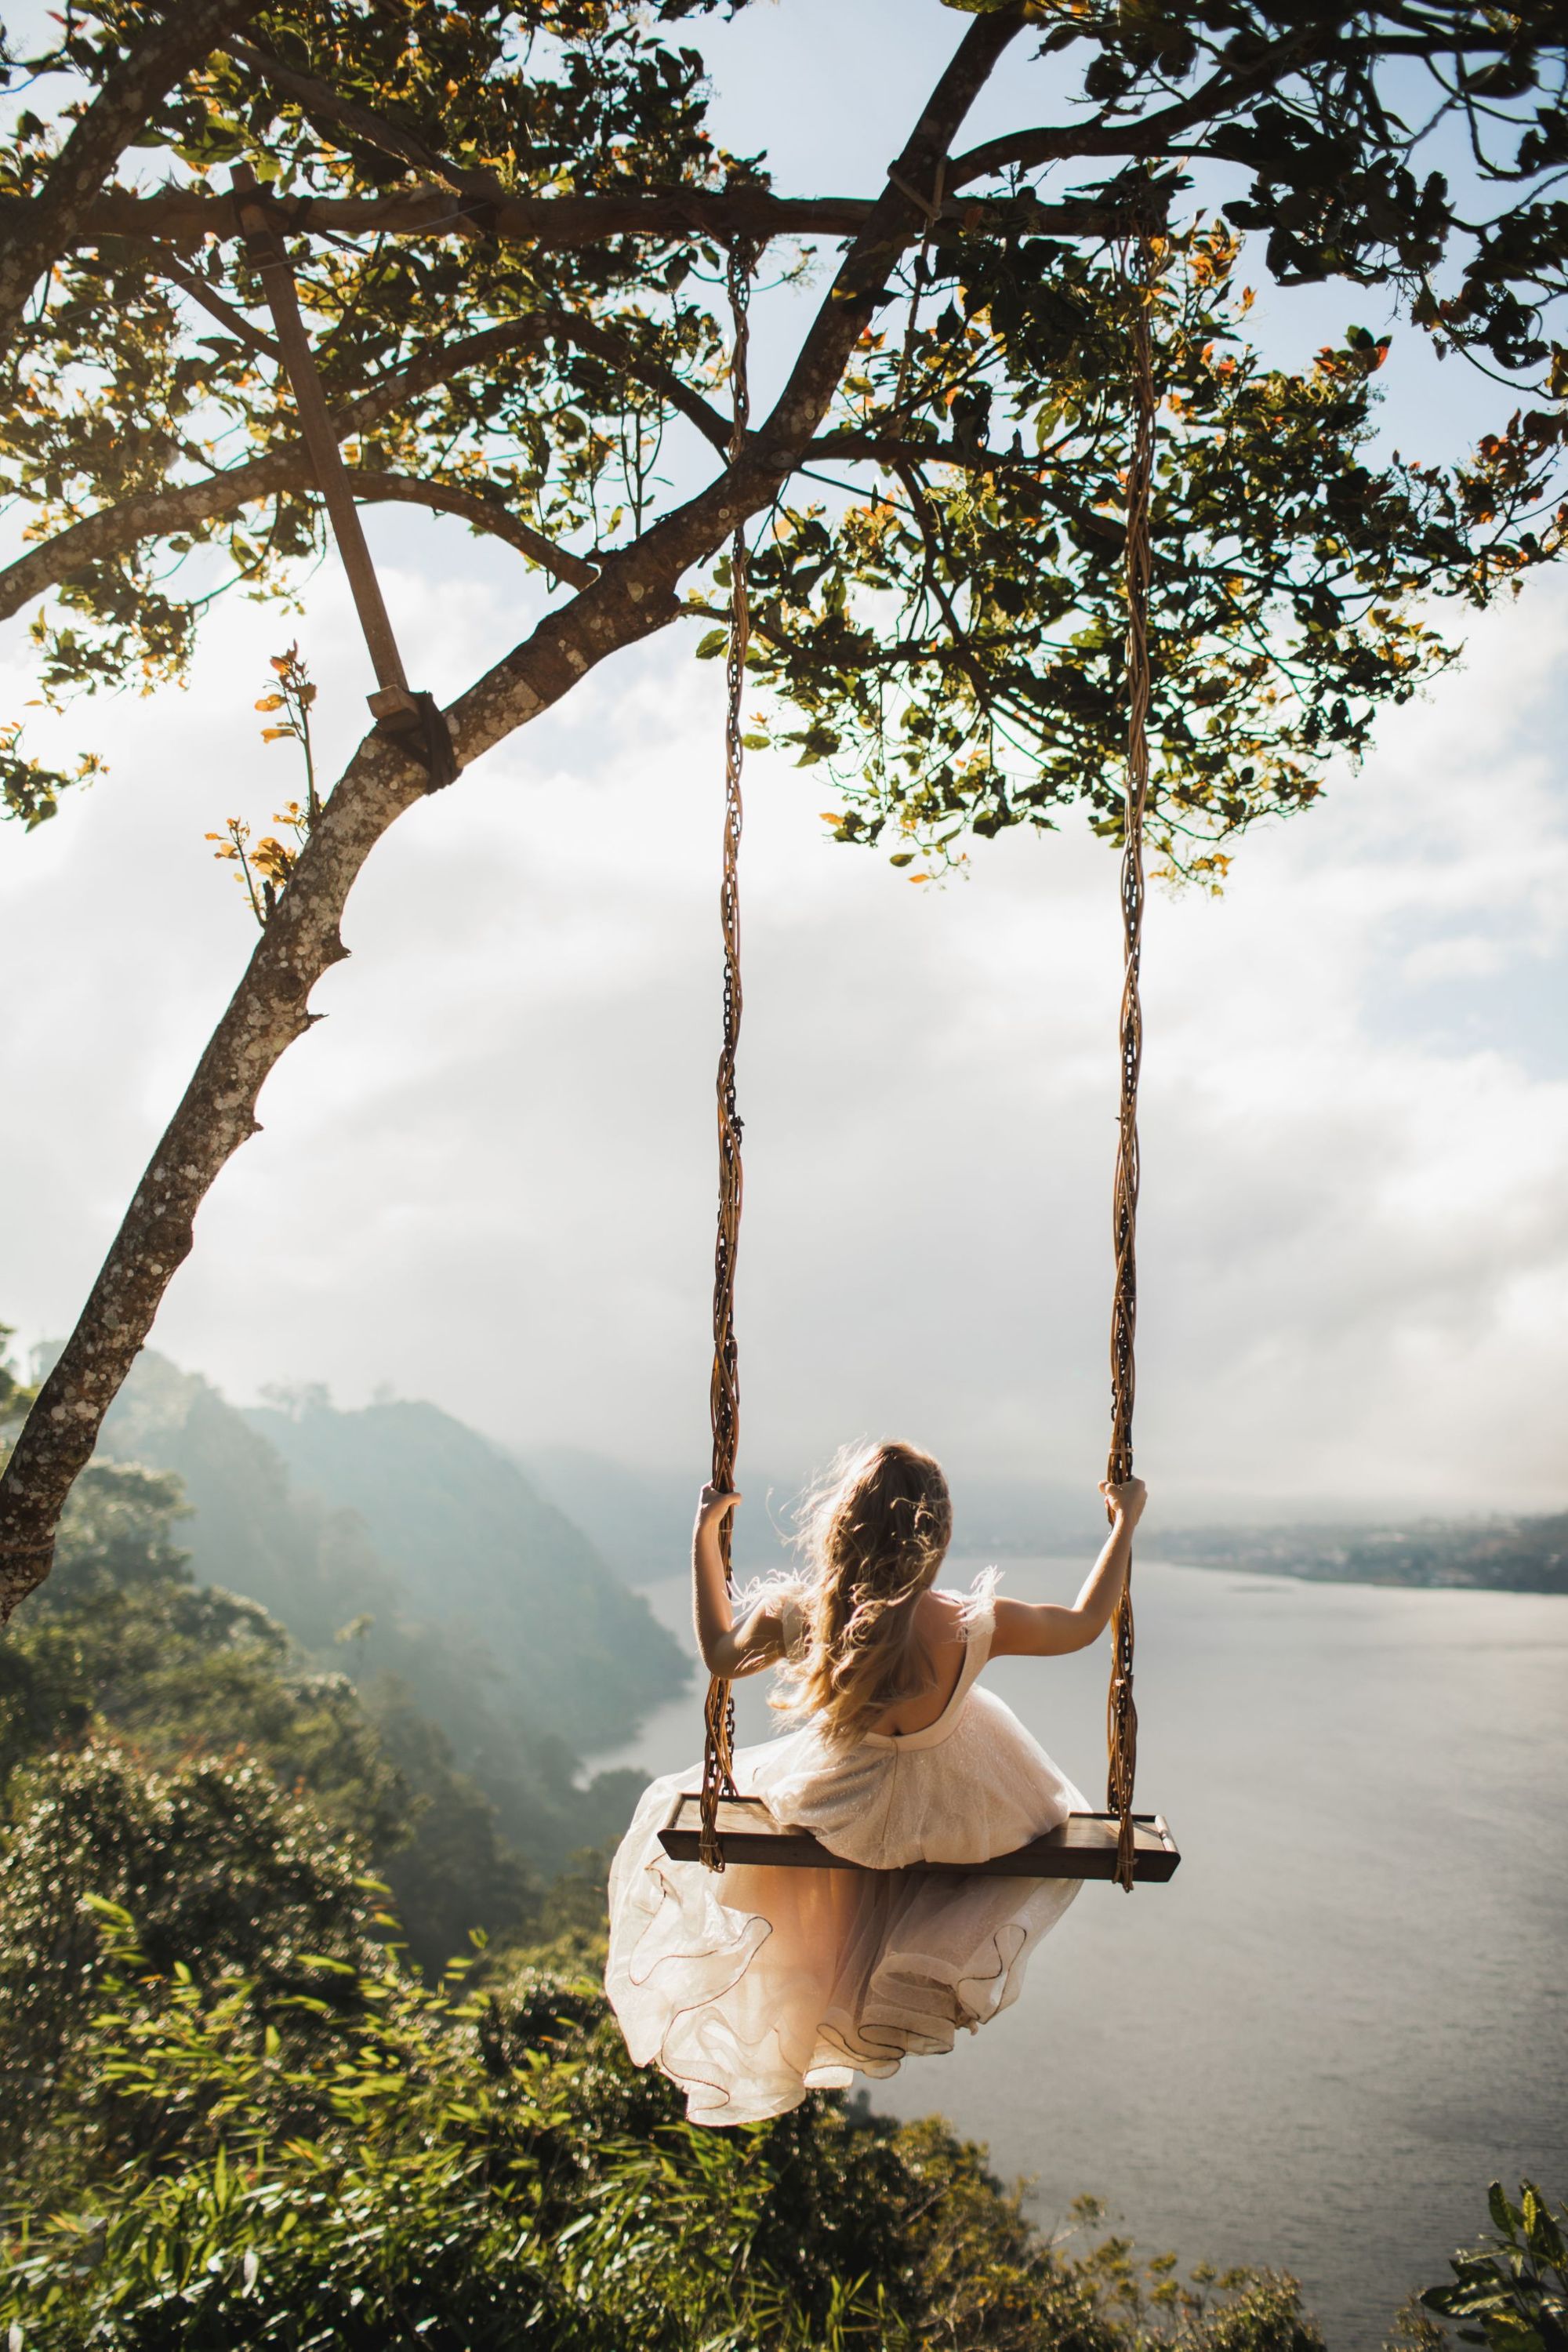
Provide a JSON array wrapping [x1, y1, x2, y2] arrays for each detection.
[[226, 35, 499, 226], [891, 158, 945, 416], [116, 238, 281, 358], [894, 459, 1002, 723]]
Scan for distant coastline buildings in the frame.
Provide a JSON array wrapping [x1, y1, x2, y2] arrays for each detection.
[[1160, 1516, 1568, 1595]]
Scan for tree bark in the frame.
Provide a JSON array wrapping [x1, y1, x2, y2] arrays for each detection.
[[0, 3, 1029, 1617], [17, 183, 1111, 252], [0, 0, 267, 354]]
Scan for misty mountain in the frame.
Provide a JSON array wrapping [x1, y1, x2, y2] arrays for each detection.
[[522, 1445, 1109, 1588], [245, 1391, 688, 1750], [97, 1355, 688, 1874]]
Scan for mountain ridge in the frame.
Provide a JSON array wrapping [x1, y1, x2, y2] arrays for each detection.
[[96, 1354, 688, 1873]]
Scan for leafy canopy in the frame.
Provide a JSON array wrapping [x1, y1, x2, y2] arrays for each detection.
[[1, 1894, 1330, 2351], [0, 1, 1564, 879]]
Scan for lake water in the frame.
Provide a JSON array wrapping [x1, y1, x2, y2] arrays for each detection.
[[591, 1559, 1568, 2351]]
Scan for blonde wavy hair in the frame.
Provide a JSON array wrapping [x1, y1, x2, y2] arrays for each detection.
[[764, 1439, 956, 1747]]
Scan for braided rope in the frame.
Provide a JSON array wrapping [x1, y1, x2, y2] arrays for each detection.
[[1105, 223, 1158, 1894], [699, 245, 755, 1872]]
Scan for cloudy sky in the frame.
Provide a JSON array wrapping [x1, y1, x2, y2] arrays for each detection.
[[2, 2, 1565, 1521]]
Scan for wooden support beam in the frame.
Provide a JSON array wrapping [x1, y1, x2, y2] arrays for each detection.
[[230, 162, 420, 735]]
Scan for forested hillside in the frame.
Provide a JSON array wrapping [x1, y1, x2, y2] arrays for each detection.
[[92, 1354, 687, 1891], [245, 1389, 681, 1747]]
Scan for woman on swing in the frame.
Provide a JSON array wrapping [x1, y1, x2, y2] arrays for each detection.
[[606, 1440, 1147, 2125]]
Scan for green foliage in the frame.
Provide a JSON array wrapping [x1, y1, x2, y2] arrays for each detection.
[[0, 1458, 405, 1842], [744, 220, 1519, 883], [0, 724, 105, 829], [5, 1342, 693, 1978], [207, 645, 322, 924], [358, 1676, 539, 1977], [0, 0, 734, 817], [1418, 2181, 1568, 2352], [0, 1321, 36, 1423], [0, 1904, 1328, 2352], [0, 1441, 543, 1983], [1, 6, 1566, 864], [0, 1745, 379, 2200]]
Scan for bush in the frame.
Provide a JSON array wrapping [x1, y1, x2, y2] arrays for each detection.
[[0, 1744, 379, 2195], [0, 1458, 546, 1971], [0, 1461, 405, 1849], [1416, 2181, 1567, 2352], [0, 1905, 1328, 2352]]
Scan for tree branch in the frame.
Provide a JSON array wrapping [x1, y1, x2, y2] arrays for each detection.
[[32, 183, 1120, 254], [946, 18, 1356, 189], [894, 459, 1001, 724], [0, 0, 1033, 1615], [0, 448, 593, 618], [98, 238, 281, 358], [547, 311, 729, 452], [0, 0, 267, 352], [222, 36, 529, 230], [347, 470, 597, 586], [0, 302, 711, 622]]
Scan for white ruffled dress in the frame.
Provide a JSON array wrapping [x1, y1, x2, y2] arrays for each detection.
[[604, 1579, 1087, 2125]]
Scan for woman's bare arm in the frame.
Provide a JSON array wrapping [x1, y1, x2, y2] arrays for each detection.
[[991, 1478, 1149, 1658], [691, 1484, 788, 1679]]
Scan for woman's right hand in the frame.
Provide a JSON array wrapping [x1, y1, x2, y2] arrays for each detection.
[[697, 1483, 742, 1523], [1100, 1475, 1147, 1525]]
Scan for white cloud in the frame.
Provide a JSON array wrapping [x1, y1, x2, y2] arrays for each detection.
[[2, 0, 1563, 1525], [2, 498, 1566, 1524]]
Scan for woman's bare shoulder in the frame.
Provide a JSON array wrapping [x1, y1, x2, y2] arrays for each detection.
[[918, 1587, 968, 1639]]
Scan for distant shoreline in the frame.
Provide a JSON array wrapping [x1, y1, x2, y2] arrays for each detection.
[[1152, 1516, 1568, 1598]]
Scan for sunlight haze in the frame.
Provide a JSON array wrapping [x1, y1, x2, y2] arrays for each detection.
[[2, 0, 1564, 1522]]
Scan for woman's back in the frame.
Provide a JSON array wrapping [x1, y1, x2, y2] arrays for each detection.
[[755, 1576, 1083, 1869], [865, 1587, 967, 1737]]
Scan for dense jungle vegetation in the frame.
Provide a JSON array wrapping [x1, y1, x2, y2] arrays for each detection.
[[3, 1329, 1562, 2348], [2, 1337, 681, 1975]]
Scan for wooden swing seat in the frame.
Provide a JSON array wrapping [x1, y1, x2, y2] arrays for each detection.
[[659, 1794, 1180, 1882]]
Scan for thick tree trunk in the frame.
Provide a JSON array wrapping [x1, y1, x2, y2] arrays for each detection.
[[0, 3, 1028, 1617]]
